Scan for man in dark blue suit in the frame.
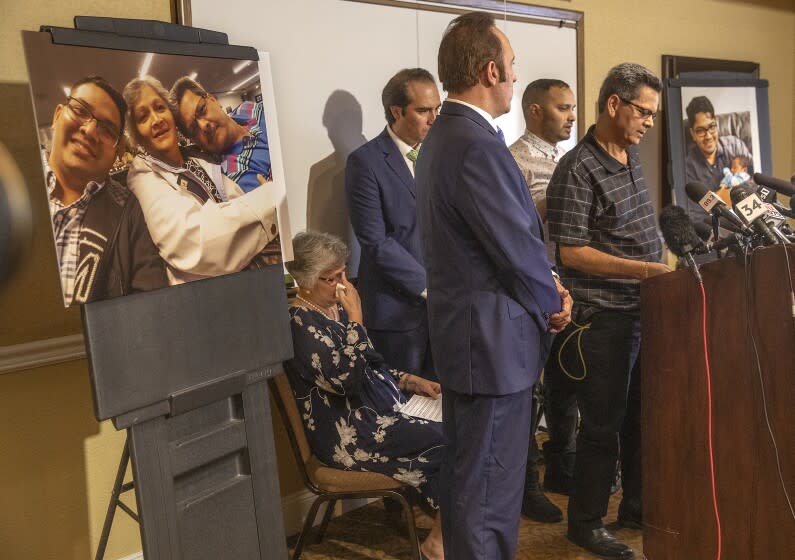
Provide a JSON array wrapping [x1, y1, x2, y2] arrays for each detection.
[[346, 68, 441, 379], [416, 12, 573, 559]]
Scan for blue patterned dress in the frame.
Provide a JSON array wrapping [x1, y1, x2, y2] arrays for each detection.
[[284, 303, 445, 508]]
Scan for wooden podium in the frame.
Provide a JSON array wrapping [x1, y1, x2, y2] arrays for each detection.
[[641, 245, 795, 559]]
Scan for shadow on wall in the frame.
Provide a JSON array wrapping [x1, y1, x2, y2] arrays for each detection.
[[306, 90, 367, 278]]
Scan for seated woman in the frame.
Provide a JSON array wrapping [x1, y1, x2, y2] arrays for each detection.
[[284, 231, 444, 560], [122, 76, 279, 285]]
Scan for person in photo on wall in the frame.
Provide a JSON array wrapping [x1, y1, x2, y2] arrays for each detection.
[[122, 76, 279, 285], [44, 75, 167, 306], [684, 95, 753, 191], [171, 75, 281, 264]]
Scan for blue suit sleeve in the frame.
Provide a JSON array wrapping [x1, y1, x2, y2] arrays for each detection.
[[456, 142, 561, 317], [345, 151, 427, 296]]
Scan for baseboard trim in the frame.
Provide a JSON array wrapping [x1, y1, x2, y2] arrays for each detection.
[[0, 333, 85, 375]]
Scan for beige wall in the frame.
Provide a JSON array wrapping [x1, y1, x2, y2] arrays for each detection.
[[522, 0, 795, 183], [1, 1, 793, 559]]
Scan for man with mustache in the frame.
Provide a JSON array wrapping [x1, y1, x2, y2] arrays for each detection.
[[508, 78, 577, 524], [45, 76, 167, 306], [172, 76, 280, 263], [546, 62, 671, 559]]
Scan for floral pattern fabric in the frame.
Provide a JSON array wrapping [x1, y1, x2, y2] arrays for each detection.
[[284, 304, 445, 508]]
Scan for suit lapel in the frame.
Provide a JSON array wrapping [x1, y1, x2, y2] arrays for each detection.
[[377, 127, 416, 198]]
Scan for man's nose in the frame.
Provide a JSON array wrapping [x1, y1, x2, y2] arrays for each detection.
[[428, 111, 437, 125], [79, 118, 100, 140]]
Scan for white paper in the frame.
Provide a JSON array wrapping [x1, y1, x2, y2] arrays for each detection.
[[399, 394, 443, 423]]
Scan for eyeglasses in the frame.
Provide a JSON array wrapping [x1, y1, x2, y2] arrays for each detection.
[[619, 97, 658, 122], [318, 271, 345, 285], [64, 97, 122, 147], [692, 122, 718, 138], [186, 92, 209, 140]]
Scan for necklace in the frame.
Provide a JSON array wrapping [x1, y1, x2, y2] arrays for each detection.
[[296, 295, 337, 320]]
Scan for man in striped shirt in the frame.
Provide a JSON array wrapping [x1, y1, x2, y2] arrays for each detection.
[[546, 63, 670, 559]]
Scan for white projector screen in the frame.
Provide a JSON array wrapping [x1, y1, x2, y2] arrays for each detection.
[[188, 0, 582, 272]]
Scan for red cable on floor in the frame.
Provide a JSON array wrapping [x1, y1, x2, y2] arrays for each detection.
[[700, 281, 722, 559]]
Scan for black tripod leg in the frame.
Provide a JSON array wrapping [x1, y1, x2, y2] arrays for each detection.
[[95, 433, 131, 560]]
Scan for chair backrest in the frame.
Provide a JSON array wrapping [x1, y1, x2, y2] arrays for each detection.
[[269, 372, 313, 467]]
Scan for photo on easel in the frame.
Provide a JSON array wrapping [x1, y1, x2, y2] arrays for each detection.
[[22, 30, 292, 307]]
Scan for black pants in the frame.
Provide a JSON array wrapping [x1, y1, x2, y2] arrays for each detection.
[[545, 305, 642, 529]]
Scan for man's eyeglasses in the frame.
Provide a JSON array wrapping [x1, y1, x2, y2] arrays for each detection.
[[187, 92, 209, 139], [692, 122, 718, 138], [64, 97, 122, 147], [318, 271, 345, 285], [619, 97, 658, 122]]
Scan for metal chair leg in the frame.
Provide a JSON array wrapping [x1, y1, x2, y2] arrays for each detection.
[[293, 495, 326, 560], [393, 491, 421, 560], [315, 498, 337, 543], [94, 434, 131, 560]]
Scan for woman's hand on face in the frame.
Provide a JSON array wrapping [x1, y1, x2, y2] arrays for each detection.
[[336, 272, 363, 324], [402, 374, 441, 399]]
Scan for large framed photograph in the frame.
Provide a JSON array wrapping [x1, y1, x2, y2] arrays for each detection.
[[22, 30, 292, 307], [663, 66, 771, 227]]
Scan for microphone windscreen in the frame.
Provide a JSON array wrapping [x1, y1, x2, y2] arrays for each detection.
[[730, 184, 754, 205], [685, 181, 711, 204], [693, 221, 712, 241], [660, 205, 704, 257], [753, 173, 795, 197]]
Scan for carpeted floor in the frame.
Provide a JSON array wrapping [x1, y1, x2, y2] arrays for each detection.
[[289, 462, 644, 559]]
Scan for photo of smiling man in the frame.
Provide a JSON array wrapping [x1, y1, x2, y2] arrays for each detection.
[[44, 76, 168, 306]]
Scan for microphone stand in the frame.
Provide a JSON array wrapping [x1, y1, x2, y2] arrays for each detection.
[[711, 213, 723, 259]]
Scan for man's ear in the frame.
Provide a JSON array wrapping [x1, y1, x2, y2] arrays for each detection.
[[390, 105, 402, 123], [484, 60, 499, 87], [52, 103, 64, 125], [606, 94, 621, 118]]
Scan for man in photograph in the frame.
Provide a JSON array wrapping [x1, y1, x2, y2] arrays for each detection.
[[172, 76, 272, 191], [684, 95, 753, 191], [345, 68, 441, 380], [172, 76, 280, 263], [508, 78, 577, 524], [417, 12, 572, 559], [45, 76, 167, 306], [546, 62, 671, 559]]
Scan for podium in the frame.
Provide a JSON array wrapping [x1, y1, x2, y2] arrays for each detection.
[[641, 245, 795, 559]]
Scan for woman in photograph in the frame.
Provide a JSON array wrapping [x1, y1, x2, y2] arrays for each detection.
[[122, 76, 279, 285], [284, 230, 445, 560]]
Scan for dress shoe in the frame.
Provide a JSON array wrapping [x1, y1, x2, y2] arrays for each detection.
[[617, 498, 642, 530], [567, 526, 635, 559], [521, 487, 563, 523]]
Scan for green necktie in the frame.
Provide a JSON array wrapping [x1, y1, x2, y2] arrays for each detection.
[[406, 148, 419, 168]]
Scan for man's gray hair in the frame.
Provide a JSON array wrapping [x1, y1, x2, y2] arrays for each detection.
[[122, 75, 177, 150], [597, 62, 661, 114], [285, 231, 350, 289]]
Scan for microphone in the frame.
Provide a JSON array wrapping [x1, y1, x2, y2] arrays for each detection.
[[659, 205, 705, 282], [685, 181, 751, 234], [753, 172, 795, 198], [730, 185, 782, 245], [755, 182, 795, 219]]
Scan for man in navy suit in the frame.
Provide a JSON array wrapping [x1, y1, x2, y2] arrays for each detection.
[[416, 12, 573, 559], [346, 68, 441, 379]]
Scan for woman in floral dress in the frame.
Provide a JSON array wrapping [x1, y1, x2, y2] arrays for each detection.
[[284, 231, 445, 560]]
